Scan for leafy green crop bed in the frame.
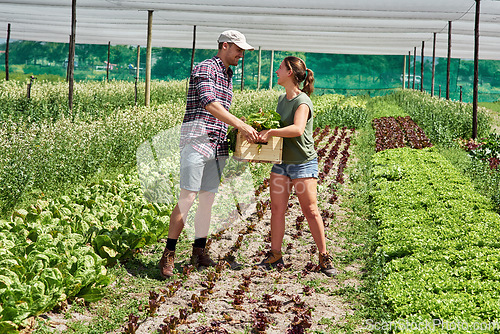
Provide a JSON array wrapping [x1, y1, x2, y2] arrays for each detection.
[[371, 147, 500, 329], [0, 175, 172, 332]]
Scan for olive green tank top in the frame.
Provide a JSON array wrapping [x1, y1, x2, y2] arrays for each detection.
[[276, 92, 317, 164]]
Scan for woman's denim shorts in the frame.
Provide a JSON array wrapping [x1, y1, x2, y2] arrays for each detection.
[[271, 158, 318, 180]]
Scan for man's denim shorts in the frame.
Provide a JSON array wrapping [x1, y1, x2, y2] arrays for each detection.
[[271, 158, 318, 180], [179, 145, 226, 193]]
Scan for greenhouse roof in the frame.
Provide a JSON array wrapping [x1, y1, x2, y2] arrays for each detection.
[[1, 0, 500, 59]]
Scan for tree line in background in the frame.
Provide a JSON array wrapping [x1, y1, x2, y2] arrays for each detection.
[[1, 40, 499, 102]]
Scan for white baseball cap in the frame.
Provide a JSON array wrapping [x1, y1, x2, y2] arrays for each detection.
[[217, 30, 254, 50]]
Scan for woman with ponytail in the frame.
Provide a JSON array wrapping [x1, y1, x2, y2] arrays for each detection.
[[255, 56, 337, 277]]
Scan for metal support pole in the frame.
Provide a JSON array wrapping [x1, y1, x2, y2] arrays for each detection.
[[106, 41, 110, 82], [66, 35, 70, 82], [68, 0, 76, 111], [257, 46, 261, 90], [240, 51, 245, 91], [135, 45, 140, 105], [472, 0, 480, 139], [190, 25, 196, 73], [446, 21, 452, 100], [27, 75, 35, 99], [188, 25, 196, 94], [269, 50, 274, 90], [413, 47, 416, 89], [145, 10, 153, 107], [402, 54, 406, 89], [420, 41, 425, 92], [136, 45, 140, 79], [460, 86, 463, 102], [431, 32, 436, 97], [407, 51, 411, 89], [5, 23, 10, 81]]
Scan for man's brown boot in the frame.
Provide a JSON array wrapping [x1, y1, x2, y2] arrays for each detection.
[[319, 252, 337, 277], [191, 246, 216, 268], [158, 247, 176, 278]]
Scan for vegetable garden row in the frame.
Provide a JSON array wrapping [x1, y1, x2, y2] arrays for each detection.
[[125, 125, 355, 333], [1, 80, 500, 333]]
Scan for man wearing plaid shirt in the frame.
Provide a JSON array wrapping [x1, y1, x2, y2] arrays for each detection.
[[159, 30, 258, 278]]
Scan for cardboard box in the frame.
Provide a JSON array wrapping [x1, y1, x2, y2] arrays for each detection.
[[233, 131, 283, 163]]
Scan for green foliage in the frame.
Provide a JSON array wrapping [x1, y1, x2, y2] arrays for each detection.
[[470, 133, 500, 161], [0, 72, 65, 82], [0, 98, 185, 214], [480, 101, 500, 113], [370, 147, 500, 327], [0, 80, 187, 123], [387, 90, 490, 147], [0, 81, 375, 215], [367, 97, 409, 119], [245, 109, 281, 131], [452, 134, 500, 212], [313, 95, 369, 129], [0, 82, 279, 215], [0, 174, 172, 330], [230, 89, 281, 118]]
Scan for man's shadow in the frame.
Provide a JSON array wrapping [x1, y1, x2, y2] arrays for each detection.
[[119, 254, 185, 281]]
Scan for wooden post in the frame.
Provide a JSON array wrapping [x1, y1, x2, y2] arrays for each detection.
[[145, 10, 153, 107], [68, 0, 76, 111], [420, 41, 425, 92], [257, 46, 261, 90], [135, 45, 140, 105], [188, 25, 196, 95], [106, 41, 110, 82], [413, 47, 416, 89], [240, 51, 245, 91], [5, 23, 10, 81], [446, 21, 452, 100], [402, 54, 406, 89], [407, 51, 411, 89], [269, 50, 274, 90], [431, 32, 436, 97], [472, 0, 480, 139]]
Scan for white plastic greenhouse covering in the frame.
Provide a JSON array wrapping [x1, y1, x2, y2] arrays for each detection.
[[1, 0, 500, 59]]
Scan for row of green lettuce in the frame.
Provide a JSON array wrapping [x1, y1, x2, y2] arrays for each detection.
[[370, 147, 500, 332], [379, 90, 500, 212], [0, 174, 172, 332]]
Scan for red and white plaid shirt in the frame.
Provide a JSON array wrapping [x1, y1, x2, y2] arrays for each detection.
[[180, 56, 233, 158]]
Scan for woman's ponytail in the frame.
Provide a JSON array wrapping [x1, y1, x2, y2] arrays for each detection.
[[301, 68, 315, 96]]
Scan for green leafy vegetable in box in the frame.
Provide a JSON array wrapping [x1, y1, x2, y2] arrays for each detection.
[[227, 109, 281, 152], [245, 109, 281, 131]]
